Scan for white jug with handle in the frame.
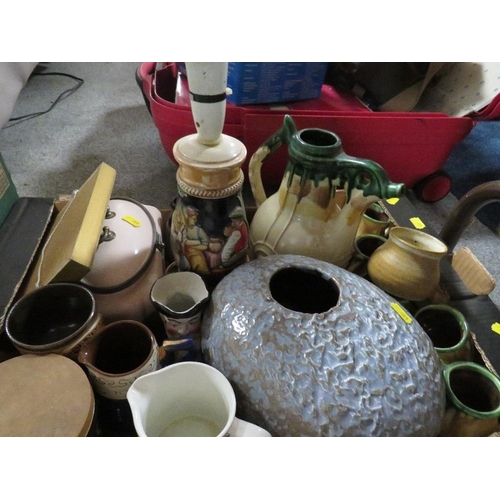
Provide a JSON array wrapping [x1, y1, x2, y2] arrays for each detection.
[[127, 361, 272, 437]]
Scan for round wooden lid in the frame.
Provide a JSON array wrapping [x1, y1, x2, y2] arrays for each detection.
[[0, 354, 94, 437]]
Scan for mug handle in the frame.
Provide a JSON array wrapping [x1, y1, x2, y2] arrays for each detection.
[[158, 338, 195, 362], [227, 417, 272, 437]]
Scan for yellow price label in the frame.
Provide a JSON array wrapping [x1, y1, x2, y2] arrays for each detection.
[[122, 215, 142, 227], [391, 302, 413, 324], [409, 217, 426, 229], [385, 198, 400, 205], [491, 323, 500, 335]]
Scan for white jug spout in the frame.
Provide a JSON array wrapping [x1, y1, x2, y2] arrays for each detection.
[[126, 377, 153, 437]]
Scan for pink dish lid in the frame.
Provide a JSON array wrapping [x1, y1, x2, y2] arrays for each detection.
[[81, 198, 161, 292]]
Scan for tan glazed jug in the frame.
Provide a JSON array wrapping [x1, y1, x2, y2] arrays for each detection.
[[248, 115, 405, 268], [367, 226, 448, 301]]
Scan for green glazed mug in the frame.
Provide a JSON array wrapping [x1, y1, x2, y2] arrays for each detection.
[[415, 304, 472, 365], [356, 202, 391, 238], [347, 234, 387, 278], [440, 361, 500, 437]]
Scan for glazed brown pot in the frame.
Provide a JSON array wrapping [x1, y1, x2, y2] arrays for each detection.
[[367, 226, 448, 301]]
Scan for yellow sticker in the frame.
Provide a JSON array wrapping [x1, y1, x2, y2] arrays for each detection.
[[122, 215, 142, 227], [409, 217, 426, 229], [391, 302, 413, 324], [385, 198, 400, 205], [491, 323, 500, 335]]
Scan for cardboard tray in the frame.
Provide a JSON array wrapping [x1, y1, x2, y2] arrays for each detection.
[[0, 163, 116, 348], [0, 197, 54, 335], [2, 166, 499, 377], [2, 191, 500, 435]]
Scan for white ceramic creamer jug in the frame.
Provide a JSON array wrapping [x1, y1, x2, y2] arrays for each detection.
[[127, 361, 272, 437]]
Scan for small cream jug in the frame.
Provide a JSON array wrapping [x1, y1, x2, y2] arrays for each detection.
[[127, 362, 272, 437], [249, 115, 405, 268]]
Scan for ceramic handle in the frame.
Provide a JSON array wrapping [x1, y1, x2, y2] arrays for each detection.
[[158, 338, 195, 362], [248, 115, 297, 208], [226, 417, 272, 437], [248, 146, 269, 208], [439, 180, 500, 252]]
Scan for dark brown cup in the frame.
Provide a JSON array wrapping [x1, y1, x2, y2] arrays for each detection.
[[5, 283, 102, 360]]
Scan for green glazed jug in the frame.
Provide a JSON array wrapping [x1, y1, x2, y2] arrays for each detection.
[[249, 115, 405, 268]]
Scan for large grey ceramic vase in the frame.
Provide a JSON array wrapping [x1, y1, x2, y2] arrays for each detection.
[[201, 254, 445, 436]]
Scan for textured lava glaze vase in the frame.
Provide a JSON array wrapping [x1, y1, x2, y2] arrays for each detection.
[[201, 254, 446, 437]]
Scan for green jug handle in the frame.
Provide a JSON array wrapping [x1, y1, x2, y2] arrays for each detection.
[[249, 115, 297, 207]]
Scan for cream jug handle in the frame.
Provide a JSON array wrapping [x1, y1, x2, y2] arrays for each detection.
[[227, 417, 272, 437], [248, 115, 297, 208]]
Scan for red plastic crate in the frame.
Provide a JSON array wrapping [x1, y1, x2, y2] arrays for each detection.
[[138, 62, 475, 194]]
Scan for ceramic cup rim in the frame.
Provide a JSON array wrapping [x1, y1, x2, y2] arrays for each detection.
[[5, 283, 97, 352], [78, 320, 157, 377], [389, 226, 448, 257], [354, 234, 388, 260], [150, 272, 209, 319], [362, 203, 390, 224], [415, 304, 470, 353], [443, 361, 500, 419]]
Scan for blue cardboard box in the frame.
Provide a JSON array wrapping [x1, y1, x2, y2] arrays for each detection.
[[226, 62, 328, 105]]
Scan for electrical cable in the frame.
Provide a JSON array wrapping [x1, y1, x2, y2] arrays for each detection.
[[4, 71, 84, 128]]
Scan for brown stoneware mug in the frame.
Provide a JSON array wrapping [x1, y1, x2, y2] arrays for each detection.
[[5, 283, 103, 361], [77, 320, 192, 400]]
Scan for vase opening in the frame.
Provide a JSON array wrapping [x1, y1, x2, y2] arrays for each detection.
[[394, 228, 448, 255], [269, 266, 339, 314], [417, 309, 463, 349], [299, 129, 338, 148], [449, 368, 500, 413]]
